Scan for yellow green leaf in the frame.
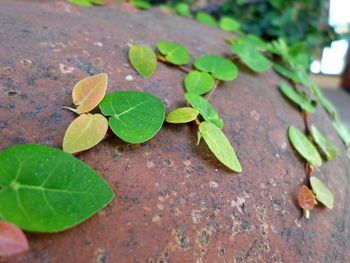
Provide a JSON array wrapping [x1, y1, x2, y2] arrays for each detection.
[[166, 107, 199, 123], [63, 113, 108, 154], [129, 44, 157, 77], [72, 73, 108, 114], [310, 177, 334, 209]]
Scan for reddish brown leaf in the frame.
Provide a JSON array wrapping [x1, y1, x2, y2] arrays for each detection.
[[0, 220, 29, 257], [298, 185, 315, 210]]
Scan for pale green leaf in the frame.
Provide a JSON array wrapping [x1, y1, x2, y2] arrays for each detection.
[[199, 122, 242, 172], [129, 44, 157, 77], [333, 119, 350, 147], [156, 41, 190, 65], [166, 107, 199, 123], [310, 177, 334, 209], [99, 91, 165, 143], [310, 125, 337, 160], [63, 113, 108, 154], [279, 81, 317, 113], [175, 3, 191, 17], [194, 55, 237, 81], [185, 93, 223, 128], [184, 70, 215, 95], [195, 12, 217, 27], [0, 144, 114, 232], [288, 125, 322, 167], [219, 17, 240, 32]]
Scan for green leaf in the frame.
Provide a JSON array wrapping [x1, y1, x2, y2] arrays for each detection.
[[99, 91, 165, 143], [279, 81, 317, 113], [333, 119, 350, 146], [184, 70, 215, 95], [310, 125, 337, 160], [273, 63, 304, 84], [185, 93, 223, 128], [231, 42, 271, 73], [0, 144, 114, 232], [129, 44, 157, 77], [131, 0, 151, 9], [309, 83, 338, 119], [219, 17, 240, 32], [68, 0, 92, 6], [194, 55, 237, 81], [63, 113, 108, 154], [175, 3, 191, 17], [310, 177, 334, 209], [195, 12, 217, 27], [166, 107, 199, 123], [199, 122, 242, 172], [288, 125, 322, 167], [239, 34, 268, 51], [156, 41, 190, 65]]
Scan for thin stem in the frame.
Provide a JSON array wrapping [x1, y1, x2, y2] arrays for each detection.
[[195, 118, 201, 126], [302, 111, 310, 135], [62, 106, 80, 115], [205, 79, 220, 100], [156, 54, 191, 73]]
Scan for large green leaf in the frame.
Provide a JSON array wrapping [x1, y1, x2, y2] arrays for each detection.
[[156, 41, 190, 65], [288, 126, 322, 167], [195, 12, 217, 27], [99, 91, 165, 143], [310, 125, 337, 161], [231, 42, 271, 73], [184, 71, 215, 95], [129, 44, 157, 77], [185, 93, 223, 128], [279, 81, 317, 113], [219, 17, 240, 32], [166, 107, 199, 124], [194, 55, 237, 81], [0, 144, 114, 232], [310, 177, 333, 209], [199, 122, 242, 172]]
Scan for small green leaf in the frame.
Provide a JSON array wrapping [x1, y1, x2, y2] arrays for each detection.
[[239, 34, 268, 51], [166, 107, 199, 124], [219, 17, 240, 32], [63, 113, 108, 154], [199, 122, 242, 172], [195, 12, 217, 27], [131, 0, 151, 9], [194, 55, 237, 81], [99, 91, 165, 143], [0, 144, 114, 232], [175, 3, 191, 17], [231, 42, 271, 73], [184, 71, 215, 95], [156, 41, 190, 65], [310, 177, 334, 209], [310, 125, 337, 160], [279, 81, 317, 113], [68, 0, 92, 6], [288, 125, 322, 167], [129, 44, 157, 77], [273, 63, 303, 84], [185, 93, 223, 128], [333, 119, 350, 146], [309, 83, 338, 119]]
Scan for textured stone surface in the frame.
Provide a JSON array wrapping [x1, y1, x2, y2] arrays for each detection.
[[0, 1, 349, 262]]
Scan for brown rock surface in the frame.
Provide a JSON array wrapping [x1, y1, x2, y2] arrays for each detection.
[[0, 1, 349, 262]]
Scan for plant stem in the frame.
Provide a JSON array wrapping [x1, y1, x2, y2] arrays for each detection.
[[205, 79, 220, 100], [157, 54, 191, 73], [302, 111, 310, 135], [62, 106, 80, 115]]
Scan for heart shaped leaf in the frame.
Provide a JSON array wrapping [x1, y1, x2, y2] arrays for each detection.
[[166, 107, 199, 124], [129, 44, 157, 77], [72, 73, 108, 114], [195, 12, 217, 27], [288, 125, 322, 167], [219, 17, 240, 32], [298, 185, 315, 210], [99, 91, 165, 143], [175, 3, 191, 17], [63, 113, 108, 154], [279, 81, 317, 113], [185, 93, 223, 128], [199, 122, 242, 172], [310, 125, 337, 160], [0, 144, 114, 232], [156, 41, 190, 65], [184, 71, 215, 95], [310, 177, 334, 209], [194, 55, 237, 81], [0, 220, 29, 257], [231, 42, 271, 72]]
